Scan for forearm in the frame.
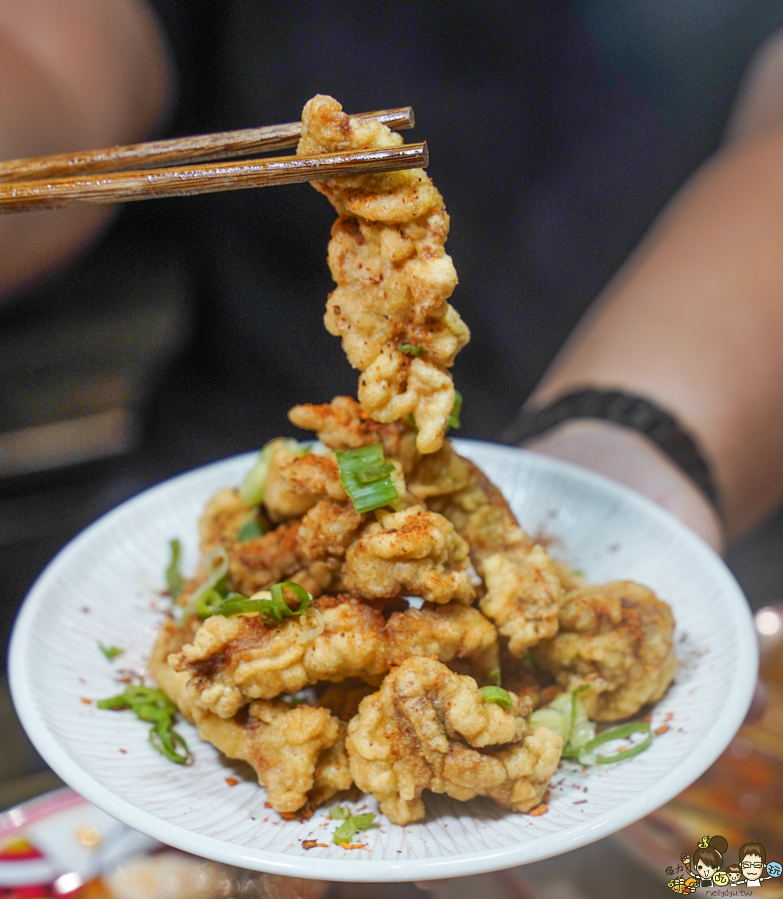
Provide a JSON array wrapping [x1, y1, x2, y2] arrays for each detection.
[[530, 123, 783, 538], [0, 0, 171, 299]]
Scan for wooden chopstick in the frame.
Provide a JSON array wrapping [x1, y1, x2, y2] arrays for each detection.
[[0, 142, 428, 213], [0, 107, 414, 184]]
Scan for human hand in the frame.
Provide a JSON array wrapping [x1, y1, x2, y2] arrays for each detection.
[[521, 419, 724, 554]]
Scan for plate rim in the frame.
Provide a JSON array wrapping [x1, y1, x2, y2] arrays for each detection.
[[8, 440, 759, 882]]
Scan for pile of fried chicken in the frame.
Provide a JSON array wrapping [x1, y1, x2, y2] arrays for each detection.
[[150, 96, 677, 827]]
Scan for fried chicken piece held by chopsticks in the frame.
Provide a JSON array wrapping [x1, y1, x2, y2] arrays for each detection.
[[297, 95, 470, 454]]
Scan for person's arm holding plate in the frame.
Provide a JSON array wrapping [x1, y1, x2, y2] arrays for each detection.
[[516, 76, 783, 554], [0, 0, 171, 302]]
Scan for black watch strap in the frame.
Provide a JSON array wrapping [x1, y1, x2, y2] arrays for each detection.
[[499, 389, 720, 511]]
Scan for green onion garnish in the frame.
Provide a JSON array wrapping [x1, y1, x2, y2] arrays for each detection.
[[166, 538, 184, 600], [335, 445, 399, 513], [332, 813, 376, 845], [237, 519, 268, 541], [577, 722, 653, 765], [398, 343, 423, 356], [529, 686, 595, 752], [329, 806, 351, 820], [489, 668, 502, 687], [482, 685, 513, 711], [97, 685, 190, 765], [199, 580, 311, 628], [446, 390, 462, 431], [182, 546, 230, 620], [97, 642, 123, 661]]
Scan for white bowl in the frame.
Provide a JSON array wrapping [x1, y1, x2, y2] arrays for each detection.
[[8, 440, 758, 882]]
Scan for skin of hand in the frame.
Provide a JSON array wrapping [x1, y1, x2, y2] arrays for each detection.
[[524, 118, 783, 541], [0, 0, 172, 301]]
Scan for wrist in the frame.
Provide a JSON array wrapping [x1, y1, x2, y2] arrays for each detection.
[[522, 419, 725, 553]]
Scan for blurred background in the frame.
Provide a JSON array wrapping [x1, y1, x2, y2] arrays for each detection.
[[2, 0, 783, 895]]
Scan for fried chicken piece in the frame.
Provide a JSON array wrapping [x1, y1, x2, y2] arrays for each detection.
[[150, 618, 351, 815], [289, 396, 420, 475], [531, 581, 678, 721], [479, 546, 563, 657], [297, 95, 470, 453], [169, 597, 389, 718], [428, 455, 563, 654], [264, 441, 347, 523], [198, 484, 369, 601], [296, 499, 369, 560], [346, 657, 562, 824], [198, 488, 257, 555], [342, 505, 475, 604], [169, 597, 498, 716], [226, 520, 336, 598], [385, 602, 498, 678]]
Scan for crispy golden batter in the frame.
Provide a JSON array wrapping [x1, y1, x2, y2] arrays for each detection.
[[169, 597, 498, 717], [385, 602, 498, 677], [198, 488, 256, 555], [342, 505, 475, 604], [264, 442, 347, 523], [427, 456, 563, 654], [531, 581, 678, 721], [297, 95, 470, 454], [345, 657, 562, 824], [479, 546, 563, 657], [150, 619, 351, 814], [296, 499, 369, 560]]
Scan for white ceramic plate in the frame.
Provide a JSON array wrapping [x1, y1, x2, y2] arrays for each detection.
[[9, 441, 758, 882]]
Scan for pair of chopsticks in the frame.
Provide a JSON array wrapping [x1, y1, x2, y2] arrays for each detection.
[[0, 107, 426, 213]]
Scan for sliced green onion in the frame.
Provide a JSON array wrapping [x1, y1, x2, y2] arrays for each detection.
[[97, 685, 190, 765], [354, 461, 395, 484], [195, 588, 242, 619], [489, 668, 502, 688], [398, 343, 423, 356], [335, 445, 399, 514], [329, 806, 351, 820], [568, 685, 590, 749], [97, 641, 123, 661], [578, 722, 652, 765], [198, 581, 311, 628], [182, 546, 229, 619], [260, 581, 311, 625], [237, 518, 268, 541], [333, 813, 376, 845], [405, 413, 417, 430], [530, 686, 595, 751], [446, 390, 462, 431], [166, 538, 184, 600], [482, 685, 513, 711], [239, 439, 308, 507], [150, 720, 191, 765], [529, 706, 570, 740]]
